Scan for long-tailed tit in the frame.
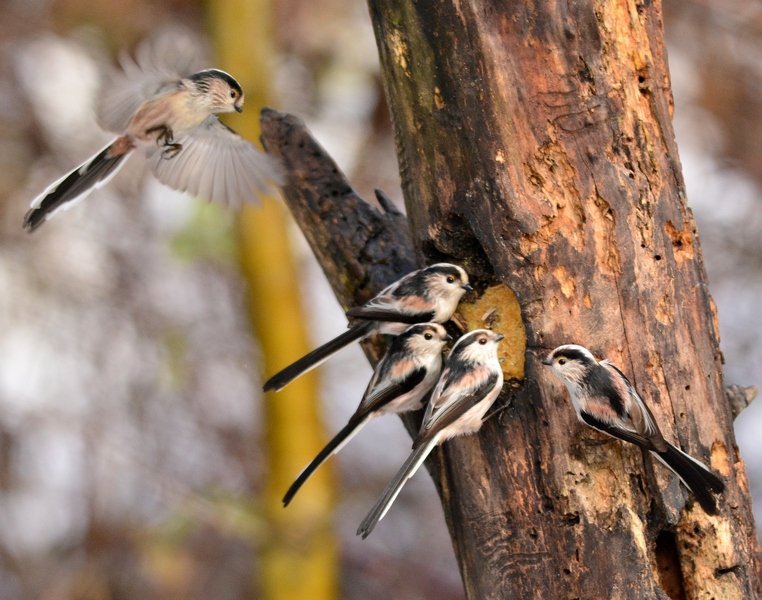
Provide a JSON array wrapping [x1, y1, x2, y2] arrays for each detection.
[[23, 36, 282, 232], [543, 344, 725, 515], [283, 323, 451, 506], [263, 263, 472, 392], [357, 329, 505, 538]]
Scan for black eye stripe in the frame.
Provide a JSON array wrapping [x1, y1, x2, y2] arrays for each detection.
[[553, 348, 587, 362]]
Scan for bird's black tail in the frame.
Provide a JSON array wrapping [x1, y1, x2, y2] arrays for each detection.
[[283, 414, 372, 507], [356, 436, 439, 539], [24, 141, 133, 232], [263, 320, 375, 392], [653, 443, 725, 515]]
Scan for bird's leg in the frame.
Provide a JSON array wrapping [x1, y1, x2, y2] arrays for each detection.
[[483, 397, 512, 424], [144, 125, 183, 159], [146, 125, 174, 147], [161, 143, 182, 159]]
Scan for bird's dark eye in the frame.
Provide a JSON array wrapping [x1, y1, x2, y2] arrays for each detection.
[[230, 90, 237, 98], [424, 333, 432, 340], [446, 276, 455, 283], [479, 338, 487, 345], [558, 358, 567, 365]]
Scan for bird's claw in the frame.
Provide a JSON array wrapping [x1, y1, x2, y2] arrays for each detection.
[[162, 143, 182, 159], [158, 127, 174, 147], [146, 125, 175, 148]]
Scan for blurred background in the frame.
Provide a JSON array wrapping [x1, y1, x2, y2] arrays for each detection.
[[0, 0, 758, 598]]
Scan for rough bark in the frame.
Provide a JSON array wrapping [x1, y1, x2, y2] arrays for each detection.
[[259, 109, 417, 357], [363, 0, 762, 599], [261, 90, 760, 599]]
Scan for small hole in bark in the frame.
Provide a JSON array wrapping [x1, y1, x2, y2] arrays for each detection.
[[654, 255, 662, 261], [685, 385, 690, 390], [563, 568, 571, 575], [421, 213, 495, 281], [638, 75, 646, 83], [655, 530, 687, 600], [715, 565, 740, 577]]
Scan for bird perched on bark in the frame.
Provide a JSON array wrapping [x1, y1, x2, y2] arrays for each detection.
[[543, 344, 725, 514], [357, 329, 505, 538], [282, 323, 451, 507], [23, 33, 283, 232], [263, 263, 472, 393]]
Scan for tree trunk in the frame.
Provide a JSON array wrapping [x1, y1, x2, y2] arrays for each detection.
[[363, 0, 761, 598], [260, 0, 762, 585]]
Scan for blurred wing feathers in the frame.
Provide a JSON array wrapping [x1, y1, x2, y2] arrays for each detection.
[[96, 30, 208, 134], [147, 116, 283, 208]]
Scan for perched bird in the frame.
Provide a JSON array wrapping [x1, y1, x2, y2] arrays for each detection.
[[542, 344, 725, 515], [263, 263, 472, 393], [357, 329, 505, 538], [23, 35, 282, 232], [283, 323, 451, 507]]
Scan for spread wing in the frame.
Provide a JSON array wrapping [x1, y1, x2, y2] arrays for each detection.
[[146, 116, 284, 208], [96, 30, 208, 134]]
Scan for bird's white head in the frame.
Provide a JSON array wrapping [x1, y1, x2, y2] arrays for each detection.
[[450, 328, 504, 365], [542, 344, 597, 386], [188, 69, 245, 114], [402, 323, 452, 358], [418, 264, 472, 321]]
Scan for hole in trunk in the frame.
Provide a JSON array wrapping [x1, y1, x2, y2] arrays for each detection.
[[421, 213, 495, 283], [654, 530, 686, 600]]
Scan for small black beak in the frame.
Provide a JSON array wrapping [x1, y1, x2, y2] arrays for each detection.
[[235, 105, 243, 113], [462, 284, 473, 292], [444, 333, 453, 342], [494, 333, 505, 342], [541, 357, 552, 366]]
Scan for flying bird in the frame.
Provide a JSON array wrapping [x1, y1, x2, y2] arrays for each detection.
[[543, 344, 725, 514], [23, 34, 282, 232]]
